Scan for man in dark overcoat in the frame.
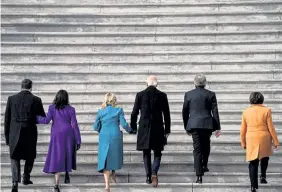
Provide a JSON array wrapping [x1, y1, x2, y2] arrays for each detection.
[[131, 75, 171, 188], [182, 74, 221, 184], [4, 79, 46, 192]]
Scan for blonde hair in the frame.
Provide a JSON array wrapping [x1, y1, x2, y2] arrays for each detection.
[[101, 93, 117, 108]]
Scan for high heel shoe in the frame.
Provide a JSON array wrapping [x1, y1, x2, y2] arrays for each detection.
[[111, 171, 117, 183], [64, 172, 70, 184], [196, 176, 202, 184], [54, 185, 60, 192], [251, 186, 256, 192]]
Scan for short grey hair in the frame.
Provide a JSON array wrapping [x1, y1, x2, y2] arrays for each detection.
[[147, 75, 158, 87], [194, 74, 207, 87]]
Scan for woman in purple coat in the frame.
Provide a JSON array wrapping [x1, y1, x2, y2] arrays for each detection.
[[37, 90, 81, 192]]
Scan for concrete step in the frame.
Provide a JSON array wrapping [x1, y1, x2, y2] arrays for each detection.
[[2, 130, 281, 143], [1, 172, 282, 184], [2, 99, 282, 111], [1, 139, 246, 152], [2, 41, 282, 53], [2, 21, 282, 33], [1, 150, 282, 164], [2, 50, 281, 63], [1, 161, 282, 173], [1, 70, 281, 82], [2, 31, 281, 43], [2, 0, 282, 5], [1, 183, 282, 192], [2, 61, 282, 73], [2, 89, 282, 102], [2, 12, 281, 25]]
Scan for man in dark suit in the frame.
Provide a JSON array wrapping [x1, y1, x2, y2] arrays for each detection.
[[131, 75, 171, 188], [4, 79, 46, 192], [182, 74, 221, 184]]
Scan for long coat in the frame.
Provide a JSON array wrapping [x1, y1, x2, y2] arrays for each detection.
[[37, 104, 81, 173], [130, 86, 171, 151], [93, 106, 133, 172], [4, 90, 45, 160], [182, 87, 221, 132], [240, 105, 279, 161]]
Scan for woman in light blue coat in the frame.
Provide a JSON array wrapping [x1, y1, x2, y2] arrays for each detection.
[[93, 93, 135, 191]]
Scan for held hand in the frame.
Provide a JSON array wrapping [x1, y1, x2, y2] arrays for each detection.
[[215, 130, 221, 138], [76, 144, 81, 151]]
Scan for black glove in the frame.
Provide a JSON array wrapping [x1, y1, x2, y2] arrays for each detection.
[[76, 144, 81, 151], [130, 130, 137, 135]]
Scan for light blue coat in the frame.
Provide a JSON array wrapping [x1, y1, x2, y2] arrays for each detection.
[[93, 105, 132, 172]]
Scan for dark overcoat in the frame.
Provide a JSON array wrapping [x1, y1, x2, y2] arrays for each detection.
[[130, 86, 171, 151], [182, 87, 221, 132], [4, 90, 45, 160]]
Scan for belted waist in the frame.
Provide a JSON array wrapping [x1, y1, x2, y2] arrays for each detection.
[[246, 126, 268, 132]]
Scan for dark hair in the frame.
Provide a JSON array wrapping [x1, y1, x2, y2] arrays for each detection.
[[249, 92, 264, 104], [21, 79, 32, 89], [53, 90, 69, 109]]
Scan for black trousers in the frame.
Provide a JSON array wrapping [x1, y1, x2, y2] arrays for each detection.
[[11, 158, 34, 183], [191, 129, 212, 176], [143, 149, 162, 176], [249, 157, 269, 189]]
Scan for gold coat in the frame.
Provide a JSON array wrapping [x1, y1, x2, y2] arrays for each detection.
[[240, 105, 279, 161]]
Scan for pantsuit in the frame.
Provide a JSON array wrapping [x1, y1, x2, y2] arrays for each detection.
[[11, 159, 34, 183], [143, 149, 162, 176], [249, 157, 269, 189], [191, 129, 212, 176]]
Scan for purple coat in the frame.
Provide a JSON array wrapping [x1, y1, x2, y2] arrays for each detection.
[[37, 104, 81, 173]]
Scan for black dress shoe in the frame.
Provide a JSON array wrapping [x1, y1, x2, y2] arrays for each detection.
[[22, 179, 33, 185], [146, 175, 152, 184], [260, 176, 268, 184], [203, 167, 209, 172], [54, 185, 60, 192], [64, 172, 70, 184], [196, 176, 202, 184], [251, 186, 257, 192], [11, 182, 18, 192]]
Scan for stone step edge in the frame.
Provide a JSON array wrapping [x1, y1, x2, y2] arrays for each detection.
[[2, 89, 282, 94], [2, 0, 282, 6], [1, 172, 281, 177], [2, 20, 282, 25], [3, 40, 282, 45], [2, 69, 282, 74], [2, 11, 281, 16], [2, 30, 280, 35], [2, 151, 281, 155]]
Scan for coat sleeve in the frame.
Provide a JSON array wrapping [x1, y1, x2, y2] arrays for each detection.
[[182, 93, 189, 130], [240, 113, 247, 148], [35, 98, 46, 117], [163, 94, 171, 134], [130, 93, 140, 131], [71, 108, 81, 145], [211, 92, 221, 130], [36, 105, 52, 124], [266, 109, 279, 147], [4, 96, 11, 145], [119, 108, 133, 133], [93, 109, 101, 132]]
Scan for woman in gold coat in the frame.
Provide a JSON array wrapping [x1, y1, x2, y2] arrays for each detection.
[[240, 92, 279, 192]]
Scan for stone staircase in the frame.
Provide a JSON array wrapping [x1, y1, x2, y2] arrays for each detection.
[[1, 0, 282, 191]]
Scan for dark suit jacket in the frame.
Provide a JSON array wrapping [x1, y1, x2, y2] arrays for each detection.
[[182, 87, 221, 132], [131, 86, 171, 151], [4, 90, 45, 160]]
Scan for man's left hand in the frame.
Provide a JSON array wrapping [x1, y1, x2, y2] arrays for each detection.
[[215, 130, 221, 138]]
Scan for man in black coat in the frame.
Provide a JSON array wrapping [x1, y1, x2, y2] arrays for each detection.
[[182, 74, 221, 184], [131, 75, 171, 188], [4, 79, 46, 192]]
